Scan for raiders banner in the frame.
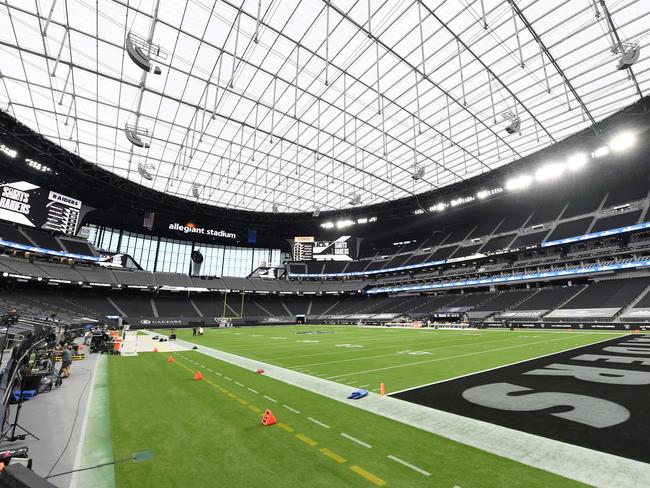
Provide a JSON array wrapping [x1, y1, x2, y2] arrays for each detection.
[[0, 180, 85, 234]]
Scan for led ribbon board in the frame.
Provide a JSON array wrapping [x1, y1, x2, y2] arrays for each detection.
[[288, 259, 447, 278], [365, 259, 650, 294], [542, 221, 650, 247], [0, 238, 100, 261]]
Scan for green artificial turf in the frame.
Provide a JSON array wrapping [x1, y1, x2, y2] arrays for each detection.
[[156, 325, 624, 393], [108, 350, 588, 487]]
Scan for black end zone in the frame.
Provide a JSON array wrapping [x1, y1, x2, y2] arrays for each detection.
[[392, 335, 650, 463]]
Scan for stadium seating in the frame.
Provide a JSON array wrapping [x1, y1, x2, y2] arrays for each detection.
[[0, 222, 34, 246], [60, 238, 96, 256], [21, 229, 63, 251], [110, 294, 154, 317], [75, 266, 118, 284], [590, 210, 642, 233], [471, 289, 537, 313], [112, 269, 155, 286], [35, 262, 84, 282], [544, 217, 593, 242], [154, 295, 198, 316], [156, 272, 194, 287], [547, 277, 650, 319], [506, 286, 584, 314]]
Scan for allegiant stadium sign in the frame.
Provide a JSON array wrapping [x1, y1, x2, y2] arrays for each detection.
[[168, 222, 236, 239]]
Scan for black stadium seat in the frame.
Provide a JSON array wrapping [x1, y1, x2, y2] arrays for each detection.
[[544, 217, 593, 242], [590, 210, 642, 233]]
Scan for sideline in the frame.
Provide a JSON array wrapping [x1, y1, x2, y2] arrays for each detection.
[[144, 330, 650, 488], [70, 354, 115, 488]]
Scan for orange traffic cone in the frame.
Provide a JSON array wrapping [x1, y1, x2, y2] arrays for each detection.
[[261, 409, 277, 426], [193, 371, 203, 380], [167, 356, 175, 363], [153, 347, 158, 353]]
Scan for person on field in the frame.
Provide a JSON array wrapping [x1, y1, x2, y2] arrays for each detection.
[[60, 344, 73, 378]]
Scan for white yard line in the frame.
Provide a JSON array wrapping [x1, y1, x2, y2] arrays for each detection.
[[283, 404, 301, 414], [387, 455, 431, 476], [266, 331, 531, 362], [247, 387, 259, 394], [307, 417, 330, 429], [263, 395, 278, 403], [326, 334, 590, 379], [341, 433, 372, 448], [234, 381, 244, 387], [389, 334, 624, 395]]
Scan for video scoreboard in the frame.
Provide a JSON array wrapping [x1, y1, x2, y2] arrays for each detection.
[[0, 180, 83, 235], [292, 235, 356, 261]]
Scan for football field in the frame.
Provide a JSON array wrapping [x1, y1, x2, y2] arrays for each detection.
[[158, 325, 624, 393], [102, 326, 629, 487]]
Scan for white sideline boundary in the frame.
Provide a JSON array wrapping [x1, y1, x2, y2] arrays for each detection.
[[146, 330, 650, 488], [69, 355, 102, 488]]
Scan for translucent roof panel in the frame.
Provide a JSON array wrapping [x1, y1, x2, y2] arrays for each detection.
[[0, 0, 648, 213]]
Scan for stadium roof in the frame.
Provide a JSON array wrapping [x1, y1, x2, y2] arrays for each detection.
[[0, 0, 648, 213]]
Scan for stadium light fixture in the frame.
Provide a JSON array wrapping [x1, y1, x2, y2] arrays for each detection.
[[321, 222, 335, 229], [137, 162, 156, 180], [411, 165, 425, 180], [614, 41, 640, 70], [609, 131, 635, 152], [0, 143, 17, 158], [25, 158, 52, 173], [566, 153, 588, 171], [433, 203, 446, 212], [476, 187, 503, 200], [591, 146, 610, 158], [505, 174, 532, 191], [336, 219, 355, 229], [535, 163, 565, 182], [357, 217, 368, 224]]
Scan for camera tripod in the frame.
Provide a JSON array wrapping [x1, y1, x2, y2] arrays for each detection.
[[1, 371, 40, 442]]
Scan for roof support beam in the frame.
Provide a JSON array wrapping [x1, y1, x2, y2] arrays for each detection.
[[325, 0, 522, 162], [507, 0, 596, 127], [598, 0, 643, 98], [418, 0, 555, 143]]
